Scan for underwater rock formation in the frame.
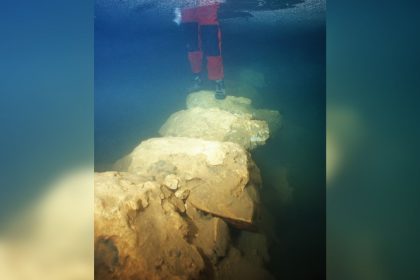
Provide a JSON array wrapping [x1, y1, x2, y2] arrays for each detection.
[[95, 171, 274, 280], [186, 91, 282, 134], [159, 107, 269, 150], [187, 90, 252, 115], [95, 172, 205, 280], [95, 92, 282, 279], [114, 137, 261, 228]]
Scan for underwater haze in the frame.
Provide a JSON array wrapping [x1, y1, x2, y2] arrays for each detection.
[[95, 0, 325, 278]]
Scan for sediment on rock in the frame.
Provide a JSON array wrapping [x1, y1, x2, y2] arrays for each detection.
[[95, 171, 273, 280], [95, 172, 204, 280], [114, 137, 260, 229], [186, 91, 282, 134], [159, 107, 269, 150]]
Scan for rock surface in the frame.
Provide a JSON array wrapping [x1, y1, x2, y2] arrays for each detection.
[[159, 107, 269, 150], [114, 137, 261, 229], [186, 91, 282, 134], [95, 171, 275, 280], [95, 91, 281, 279], [95, 172, 205, 280]]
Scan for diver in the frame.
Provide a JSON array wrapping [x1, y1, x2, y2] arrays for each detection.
[[174, 0, 226, 99]]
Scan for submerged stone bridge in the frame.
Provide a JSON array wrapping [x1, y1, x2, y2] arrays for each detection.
[[94, 90, 282, 280]]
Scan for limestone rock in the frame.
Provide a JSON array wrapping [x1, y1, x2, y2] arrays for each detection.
[[95, 171, 270, 280], [114, 137, 261, 229], [94, 172, 205, 280], [95, 87, 280, 278], [159, 107, 269, 150], [163, 174, 180, 190], [185, 202, 230, 264], [186, 90, 253, 115], [175, 189, 190, 200], [186, 91, 282, 134], [253, 109, 282, 134]]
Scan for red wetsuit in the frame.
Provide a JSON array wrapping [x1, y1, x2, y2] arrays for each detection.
[[181, 4, 224, 81]]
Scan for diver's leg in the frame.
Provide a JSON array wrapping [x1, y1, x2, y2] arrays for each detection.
[[202, 25, 225, 98], [198, 4, 225, 99], [181, 8, 203, 91], [201, 25, 224, 81]]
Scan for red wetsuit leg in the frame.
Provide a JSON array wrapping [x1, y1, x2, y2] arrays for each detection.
[[181, 8, 203, 74], [207, 27, 224, 81], [196, 4, 224, 81]]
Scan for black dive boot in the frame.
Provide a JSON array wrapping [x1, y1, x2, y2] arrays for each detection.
[[215, 79, 226, 99], [188, 74, 202, 93]]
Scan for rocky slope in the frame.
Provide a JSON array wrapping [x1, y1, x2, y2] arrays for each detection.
[[95, 92, 281, 280]]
